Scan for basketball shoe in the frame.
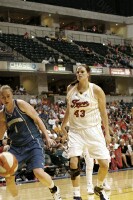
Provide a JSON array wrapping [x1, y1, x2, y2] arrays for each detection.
[[94, 186, 109, 200], [51, 186, 62, 200], [103, 182, 111, 191], [73, 197, 82, 200]]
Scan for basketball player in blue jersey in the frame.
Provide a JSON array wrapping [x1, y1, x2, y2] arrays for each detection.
[[0, 85, 62, 200], [61, 64, 111, 200]]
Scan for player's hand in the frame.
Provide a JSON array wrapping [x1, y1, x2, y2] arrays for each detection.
[[61, 134, 68, 143]]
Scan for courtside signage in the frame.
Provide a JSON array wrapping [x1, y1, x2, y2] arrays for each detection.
[[45, 65, 65, 72], [53, 65, 65, 71], [90, 67, 103, 74], [8, 62, 37, 71], [110, 68, 131, 75]]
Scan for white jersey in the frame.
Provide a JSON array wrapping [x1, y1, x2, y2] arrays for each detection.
[[67, 83, 101, 129]]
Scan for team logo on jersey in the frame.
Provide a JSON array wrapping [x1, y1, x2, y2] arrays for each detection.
[[71, 99, 89, 108]]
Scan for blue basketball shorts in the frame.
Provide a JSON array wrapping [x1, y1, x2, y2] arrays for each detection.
[[9, 138, 45, 171]]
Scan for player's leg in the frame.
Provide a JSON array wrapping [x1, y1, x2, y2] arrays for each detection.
[[6, 176, 19, 199], [33, 168, 61, 200], [83, 148, 94, 194], [6, 147, 23, 200], [84, 126, 110, 200], [67, 130, 85, 200], [29, 139, 62, 200], [94, 159, 110, 200], [96, 161, 111, 191], [69, 156, 82, 200]]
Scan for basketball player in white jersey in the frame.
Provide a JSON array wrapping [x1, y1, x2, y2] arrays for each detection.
[[61, 64, 111, 200]]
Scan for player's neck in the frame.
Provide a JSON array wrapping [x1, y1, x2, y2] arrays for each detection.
[[77, 82, 89, 94], [5, 100, 14, 113]]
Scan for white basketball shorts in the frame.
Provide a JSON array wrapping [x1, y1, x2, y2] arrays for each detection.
[[67, 124, 110, 160]]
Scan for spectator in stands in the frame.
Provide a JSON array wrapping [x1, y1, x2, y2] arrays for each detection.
[[92, 25, 97, 32], [57, 56, 64, 64], [38, 108, 49, 122], [78, 45, 85, 52], [24, 32, 29, 39], [110, 137, 119, 150], [48, 115, 57, 129], [45, 153, 53, 166], [53, 121, 62, 136], [35, 95, 42, 106], [19, 85, 26, 95], [125, 140, 133, 166], [48, 55, 56, 64], [29, 96, 37, 108], [103, 59, 110, 68], [42, 57, 49, 64], [119, 139, 130, 167], [14, 86, 21, 95], [56, 98, 65, 107]]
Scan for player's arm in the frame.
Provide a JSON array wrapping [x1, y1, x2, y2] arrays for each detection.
[[61, 85, 72, 142], [61, 105, 69, 142], [0, 110, 7, 140], [93, 85, 111, 145], [17, 100, 53, 147]]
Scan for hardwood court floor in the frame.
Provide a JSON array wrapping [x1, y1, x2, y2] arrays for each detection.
[[0, 169, 133, 200]]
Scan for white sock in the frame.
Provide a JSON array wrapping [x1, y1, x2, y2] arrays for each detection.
[[73, 186, 80, 197], [86, 169, 93, 185]]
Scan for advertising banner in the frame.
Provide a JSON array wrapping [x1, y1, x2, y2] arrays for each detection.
[[73, 65, 103, 74], [8, 62, 38, 71], [110, 68, 131, 76], [46, 64, 72, 73], [90, 67, 103, 74]]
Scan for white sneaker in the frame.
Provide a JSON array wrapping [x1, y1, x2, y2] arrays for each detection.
[[103, 182, 111, 191], [87, 184, 94, 195], [52, 187, 62, 200]]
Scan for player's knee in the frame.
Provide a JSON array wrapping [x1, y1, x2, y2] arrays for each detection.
[[70, 167, 80, 180], [33, 168, 45, 179], [5, 175, 15, 184], [98, 159, 109, 169], [70, 156, 79, 168], [69, 156, 80, 180]]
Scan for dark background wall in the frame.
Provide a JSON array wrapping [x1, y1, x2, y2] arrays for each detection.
[[27, 0, 133, 17]]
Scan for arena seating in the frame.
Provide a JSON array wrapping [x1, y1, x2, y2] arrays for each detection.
[[0, 33, 62, 63], [37, 36, 103, 65], [0, 33, 133, 69]]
